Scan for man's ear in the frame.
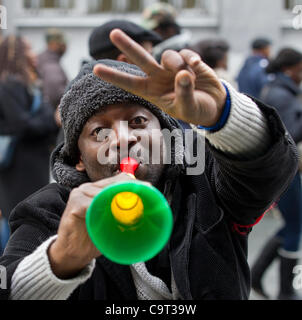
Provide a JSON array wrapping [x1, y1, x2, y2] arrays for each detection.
[[76, 156, 86, 172]]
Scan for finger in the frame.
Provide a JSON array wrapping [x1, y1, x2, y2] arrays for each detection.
[[179, 49, 213, 77], [93, 63, 147, 97], [161, 50, 187, 74], [79, 184, 104, 198], [67, 191, 94, 219], [175, 70, 196, 110], [179, 49, 202, 67], [110, 29, 160, 75], [93, 173, 135, 189]]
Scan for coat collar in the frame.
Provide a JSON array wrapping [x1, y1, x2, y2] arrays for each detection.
[[272, 72, 301, 96]]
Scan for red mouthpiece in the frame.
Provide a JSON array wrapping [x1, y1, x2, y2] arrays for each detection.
[[120, 158, 139, 175]]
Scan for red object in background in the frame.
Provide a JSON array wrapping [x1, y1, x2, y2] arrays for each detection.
[[232, 202, 278, 236], [120, 158, 139, 175]]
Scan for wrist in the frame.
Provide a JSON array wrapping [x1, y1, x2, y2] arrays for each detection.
[[48, 239, 92, 280], [198, 83, 230, 132]]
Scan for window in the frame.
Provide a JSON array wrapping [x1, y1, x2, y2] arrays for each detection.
[[20, 0, 216, 18], [23, 0, 75, 10], [88, 0, 144, 13], [284, 0, 302, 10], [160, 0, 207, 11], [87, 0, 208, 14]]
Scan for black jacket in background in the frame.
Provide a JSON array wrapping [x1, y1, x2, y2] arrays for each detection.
[[0, 79, 58, 219], [260, 72, 302, 144], [37, 50, 68, 110], [0, 100, 298, 300]]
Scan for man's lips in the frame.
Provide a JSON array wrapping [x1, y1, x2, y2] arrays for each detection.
[[112, 161, 141, 176]]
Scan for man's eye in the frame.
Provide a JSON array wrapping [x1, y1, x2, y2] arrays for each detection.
[[131, 116, 148, 125], [92, 127, 103, 136]]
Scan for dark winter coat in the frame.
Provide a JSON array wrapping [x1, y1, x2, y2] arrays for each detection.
[[0, 79, 58, 219], [238, 55, 270, 99], [37, 50, 68, 110], [260, 72, 302, 144], [0, 99, 298, 300]]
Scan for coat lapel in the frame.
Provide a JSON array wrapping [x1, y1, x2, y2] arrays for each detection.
[[169, 177, 194, 300], [96, 256, 137, 300]]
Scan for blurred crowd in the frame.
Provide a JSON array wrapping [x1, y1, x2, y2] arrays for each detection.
[[0, 2, 302, 300]]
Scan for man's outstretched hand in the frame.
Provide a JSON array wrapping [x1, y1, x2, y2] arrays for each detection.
[[93, 29, 227, 127]]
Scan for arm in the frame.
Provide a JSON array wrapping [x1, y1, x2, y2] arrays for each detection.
[[4, 174, 138, 300], [0, 184, 93, 301], [93, 29, 298, 226], [0, 80, 58, 138], [197, 81, 271, 159], [10, 234, 95, 300], [201, 84, 298, 225]]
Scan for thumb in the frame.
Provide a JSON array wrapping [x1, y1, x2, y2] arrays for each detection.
[[175, 70, 195, 108]]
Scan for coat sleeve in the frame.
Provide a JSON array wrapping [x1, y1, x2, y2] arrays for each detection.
[[261, 86, 302, 144], [0, 184, 65, 300], [204, 99, 298, 226], [0, 223, 53, 300]]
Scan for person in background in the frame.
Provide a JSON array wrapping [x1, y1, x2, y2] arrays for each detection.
[[237, 38, 272, 99], [0, 210, 9, 257], [37, 28, 68, 111], [252, 48, 302, 300], [0, 36, 58, 255], [141, 2, 191, 63], [89, 20, 162, 62], [38, 29, 69, 152], [190, 39, 237, 88], [142, 2, 180, 41]]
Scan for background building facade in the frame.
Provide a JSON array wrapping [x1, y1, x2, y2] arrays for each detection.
[[2, 0, 302, 80]]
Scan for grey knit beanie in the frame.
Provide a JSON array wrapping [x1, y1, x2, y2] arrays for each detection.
[[51, 59, 184, 189]]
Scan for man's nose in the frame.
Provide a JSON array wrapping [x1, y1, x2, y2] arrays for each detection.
[[111, 121, 138, 152]]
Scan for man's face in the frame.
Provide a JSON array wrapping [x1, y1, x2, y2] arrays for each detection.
[[49, 40, 66, 57], [262, 46, 271, 59], [76, 103, 166, 186], [254, 46, 271, 59], [285, 61, 302, 85]]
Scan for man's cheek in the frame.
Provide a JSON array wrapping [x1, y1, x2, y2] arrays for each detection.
[[83, 154, 112, 181], [97, 142, 119, 166], [131, 129, 165, 166], [151, 131, 166, 165], [129, 132, 151, 165], [96, 129, 117, 165]]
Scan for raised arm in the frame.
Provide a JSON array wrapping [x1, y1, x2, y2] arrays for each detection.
[[93, 30, 298, 227]]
